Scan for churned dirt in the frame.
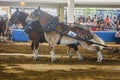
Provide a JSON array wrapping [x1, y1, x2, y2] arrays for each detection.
[[0, 42, 120, 80]]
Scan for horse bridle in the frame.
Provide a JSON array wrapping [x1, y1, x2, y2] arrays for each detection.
[[10, 11, 20, 25]]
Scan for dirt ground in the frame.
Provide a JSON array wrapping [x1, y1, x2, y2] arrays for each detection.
[[0, 42, 120, 80]]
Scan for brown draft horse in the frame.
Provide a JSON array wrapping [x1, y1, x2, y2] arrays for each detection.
[[8, 8, 82, 61], [26, 7, 105, 62], [0, 14, 8, 42]]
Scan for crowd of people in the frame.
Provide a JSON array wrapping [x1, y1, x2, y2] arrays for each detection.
[[74, 14, 120, 31]]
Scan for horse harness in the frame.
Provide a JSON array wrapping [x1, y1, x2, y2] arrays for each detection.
[[41, 17, 111, 47], [41, 17, 91, 45]]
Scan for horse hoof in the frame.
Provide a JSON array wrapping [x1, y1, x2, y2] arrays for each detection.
[[97, 60, 101, 62], [97, 59, 102, 62], [68, 55, 72, 59], [33, 57, 38, 61], [78, 57, 84, 61], [51, 58, 57, 63]]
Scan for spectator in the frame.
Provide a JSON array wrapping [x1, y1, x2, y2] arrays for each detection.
[[97, 17, 101, 31], [117, 14, 120, 29], [104, 15, 110, 30], [115, 30, 120, 44], [86, 15, 92, 24], [112, 15, 118, 28], [91, 15, 97, 31], [74, 15, 77, 23], [78, 14, 85, 23], [99, 15, 105, 31], [104, 15, 110, 25], [93, 14, 97, 23], [91, 15, 97, 26], [99, 15, 104, 23], [118, 13, 120, 26]]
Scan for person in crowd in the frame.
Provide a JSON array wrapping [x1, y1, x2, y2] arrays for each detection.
[[112, 15, 118, 28], [85, 15, 92, 30], [86, 15, 92, 24], [91, 14, 97, 26], [97, 17, 101, 31], [78, 14, 85, 24], [117, 13, 120, 24], [117, 14, 120, 29], [93, 14, 97, 23], [99, 15, 105, 31], [115, 29, 120, 44], [104, 15, 110, 30], [74, 15, 77, 23], [100, 15, 104, 22], [91, 15, 97, 31]]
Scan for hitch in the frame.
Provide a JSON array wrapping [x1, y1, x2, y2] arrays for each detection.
[[103, 47, 120, 54]]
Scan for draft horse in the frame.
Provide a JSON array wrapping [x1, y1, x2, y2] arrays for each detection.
[[26, 7, 106, 62], [8, 8, 83, 61], [0, 14, 8, 42]]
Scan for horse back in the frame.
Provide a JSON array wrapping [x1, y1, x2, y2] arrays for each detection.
[[57, 24, 94, 40]]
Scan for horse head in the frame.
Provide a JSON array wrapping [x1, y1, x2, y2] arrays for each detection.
[[26, 6, 53, 29], [8, 8, 28, 27], [9, 10, 20, 26]]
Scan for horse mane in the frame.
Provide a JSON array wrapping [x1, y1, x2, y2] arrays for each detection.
[[39, 9, 54, 24], [40, 9, 53, 19]]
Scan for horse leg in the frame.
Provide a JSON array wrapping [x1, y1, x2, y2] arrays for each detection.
[[97, 51, 103, 62], [0, 33, 2, 42], [49, 44, 56, 63], [1, 34, 4, 42], [67, 44, 83, 61], [31, 41, 39, 60], [88, 46, 103, 62], [94, 46, 103, 62], [2, 31, 6, 43], [67, 46, 72, 58]]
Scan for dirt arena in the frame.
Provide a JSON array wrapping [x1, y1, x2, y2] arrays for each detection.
[[0, 42, 120, 80]]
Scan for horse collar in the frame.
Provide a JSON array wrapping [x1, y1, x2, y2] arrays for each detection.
[[42, 17, 59, 32]]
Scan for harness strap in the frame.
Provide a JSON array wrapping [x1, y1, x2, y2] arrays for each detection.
[[54, 28, 108, 47], [24, 23, 32, 33], [42, 17, 58, 31], [45, 20, 59, 32], [57, 23, 67, 44], [57, 29, 65, 44], [57, 33, 62, 44]]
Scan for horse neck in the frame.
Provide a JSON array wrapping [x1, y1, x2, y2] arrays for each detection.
[[40, 11, 53, 27], [18, 13, 28, 27]]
